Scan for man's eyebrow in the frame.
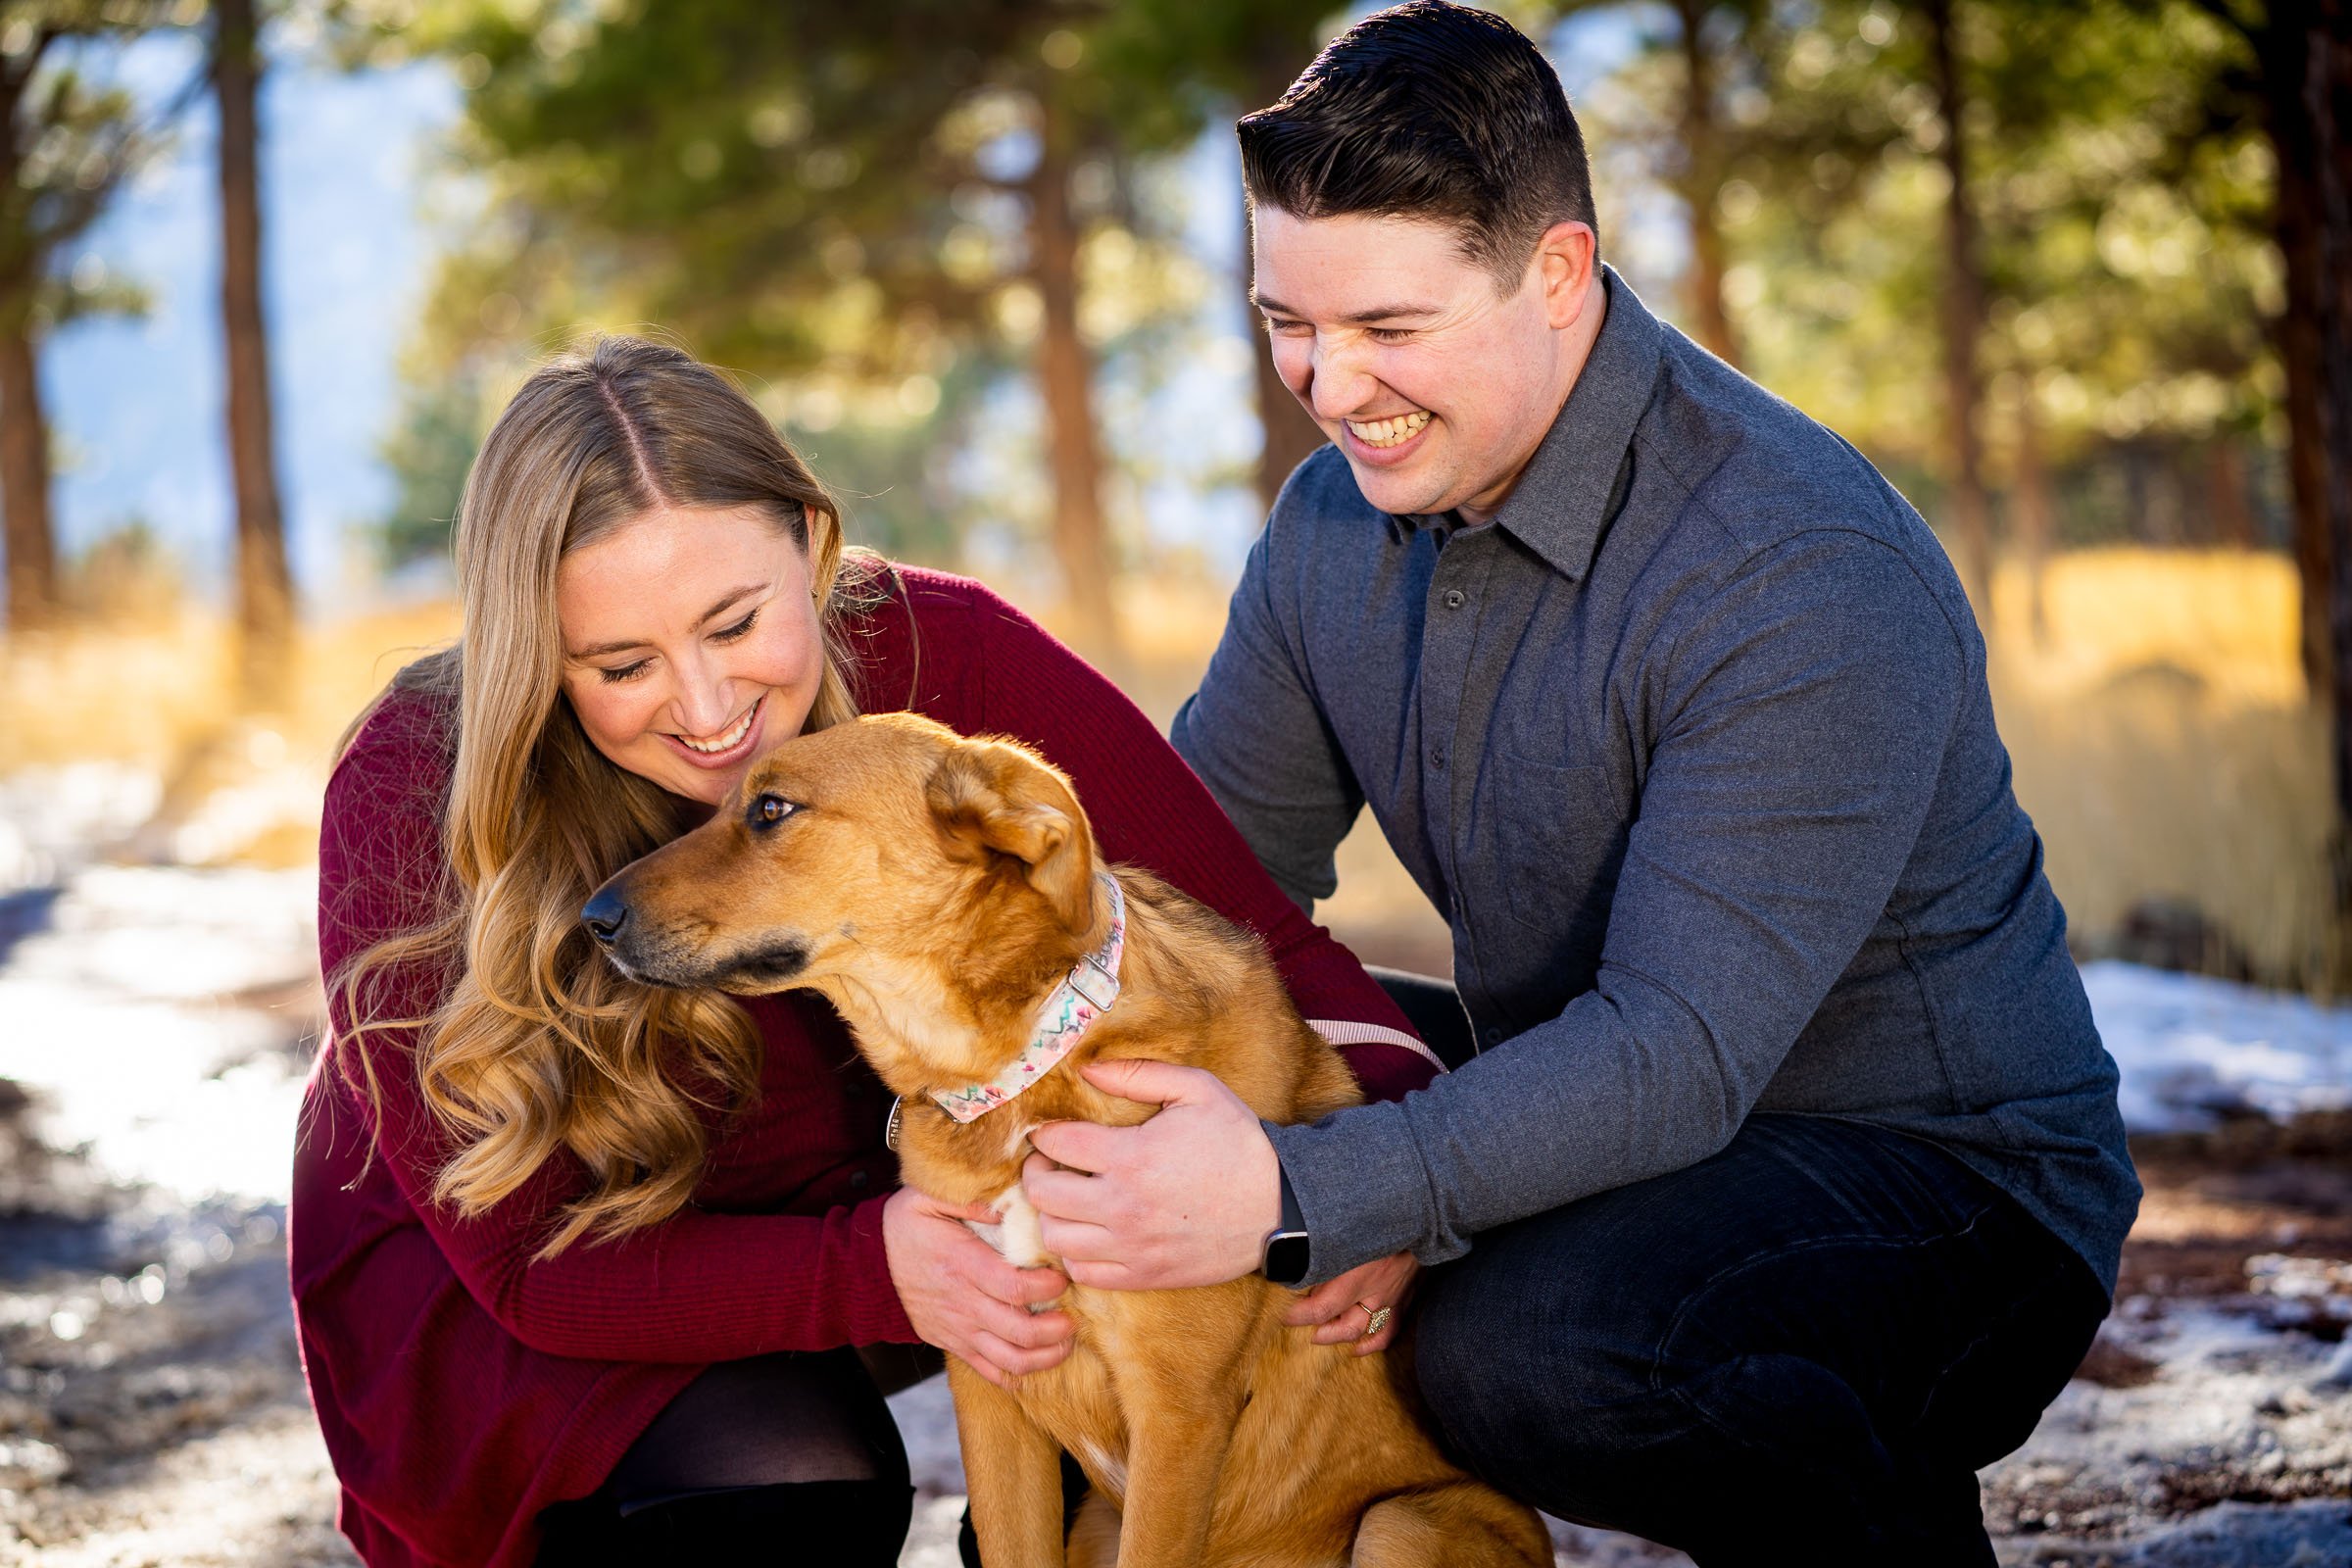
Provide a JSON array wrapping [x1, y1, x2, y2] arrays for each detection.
[[566, 583, 766, 661], [1251, 292, 1444, 326]]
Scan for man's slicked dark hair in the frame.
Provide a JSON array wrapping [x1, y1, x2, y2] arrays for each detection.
[[1238, 1, 1597, 287]]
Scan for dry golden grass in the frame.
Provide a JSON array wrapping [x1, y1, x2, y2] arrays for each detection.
[[0, 546, 2330, 987], [1990, 547, 2307, 710], [1986, 549, 2334, 993], [0, 602, 458, 775], [0, 601, 459, 866]]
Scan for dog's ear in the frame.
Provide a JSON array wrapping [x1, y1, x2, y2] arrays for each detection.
[[926, 737, 1100, 934]]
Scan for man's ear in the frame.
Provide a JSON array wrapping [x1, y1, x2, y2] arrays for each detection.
[[925, 736, 1100, 934], [1537, 219, 1598, 328]]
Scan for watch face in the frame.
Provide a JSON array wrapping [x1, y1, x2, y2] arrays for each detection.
[[1262, 1231, 1312, 1287]]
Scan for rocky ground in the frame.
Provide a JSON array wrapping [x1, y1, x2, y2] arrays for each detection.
[[1, 783, 2349, 1565]]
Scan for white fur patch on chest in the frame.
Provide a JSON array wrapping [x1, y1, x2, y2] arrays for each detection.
[[1070, 1433, 1128, 1502], [963, 1180, 1052, 1269]]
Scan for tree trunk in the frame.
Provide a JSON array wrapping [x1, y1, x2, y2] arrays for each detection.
[[2309, 1, 2352, 972], [2258, 12, 2334, 702], [1926, 0, 1993, 614], [1028, 91, 1119, 661], [1674, 0, 1740, 366], [218, 0, 294, 703], [2012, 387, 2053, 649], [2209, 439, 2254, 550], [0, 305, 56, 635], [2148, 444, 2187, 547], [0, 44, 55, 638]]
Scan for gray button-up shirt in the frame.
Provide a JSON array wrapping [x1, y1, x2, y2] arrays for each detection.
[[1173, 267, 2139, 1294]]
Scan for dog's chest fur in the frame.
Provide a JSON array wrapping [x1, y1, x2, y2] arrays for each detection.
[[960, 1118, 1052, 1267], [962, 1181, 1051, 1266]]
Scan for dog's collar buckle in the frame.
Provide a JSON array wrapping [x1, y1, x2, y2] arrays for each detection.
[[1066, 953, 1120, 1011], [931, 874, 1126, 1125]]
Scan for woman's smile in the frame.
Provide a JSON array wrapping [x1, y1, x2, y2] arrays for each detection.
[[664, 693, 766, 765]]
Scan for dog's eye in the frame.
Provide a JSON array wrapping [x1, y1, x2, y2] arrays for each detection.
[[747, 793, 798, 829]]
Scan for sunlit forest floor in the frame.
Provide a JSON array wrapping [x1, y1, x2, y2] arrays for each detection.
[[1, 546, 2348, 1565]]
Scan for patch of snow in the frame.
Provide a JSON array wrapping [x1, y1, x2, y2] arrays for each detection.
[[2081, 960, 2352, 1134], [15, 863, 318, 1003], [0, 763, 162, 893], [0, 864, 317, 1205], [2004, 1498, 2352, 1566], [1984, 1298, 2352, 1545], [887, 1371, 965, 1499]]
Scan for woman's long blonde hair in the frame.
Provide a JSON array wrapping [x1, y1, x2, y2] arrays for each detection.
[[332, 335, 885, 1255]]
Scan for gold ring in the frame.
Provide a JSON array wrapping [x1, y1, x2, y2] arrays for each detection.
[[1361, 1304, 1393, 1338]]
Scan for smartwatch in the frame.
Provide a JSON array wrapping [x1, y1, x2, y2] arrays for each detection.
[[1260, 1163, 1312, 1287]]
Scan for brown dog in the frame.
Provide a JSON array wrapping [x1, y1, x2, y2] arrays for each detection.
[[583, 711, 1549, 1568]]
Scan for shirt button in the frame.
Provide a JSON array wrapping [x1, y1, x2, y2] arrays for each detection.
[[1429, 747, 1447, 770], [1443, 589, 1466, 610], [1482, 1027, 1504, 1047], [849, 1169, 871, 1190]]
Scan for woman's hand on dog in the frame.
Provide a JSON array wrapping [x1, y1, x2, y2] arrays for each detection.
[[1283, 1252, 1418, 1355], [882, 1186, 1074, 1389]]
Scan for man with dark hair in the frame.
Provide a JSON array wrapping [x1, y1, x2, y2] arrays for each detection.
[[1021, 3, 2138, 1561]]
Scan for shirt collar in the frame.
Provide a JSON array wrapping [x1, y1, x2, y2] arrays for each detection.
[[1397, 264, 1665, 581]]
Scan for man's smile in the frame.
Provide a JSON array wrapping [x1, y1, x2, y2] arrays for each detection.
[[1346, 411, 1433, 448]]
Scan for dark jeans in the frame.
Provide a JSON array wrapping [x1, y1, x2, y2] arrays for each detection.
[[534, 1348, 911, 1566], [1413, 1106, 2109, 1567]]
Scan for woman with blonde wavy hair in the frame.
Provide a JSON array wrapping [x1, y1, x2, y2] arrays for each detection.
[[290, 335, 1439, 1567]]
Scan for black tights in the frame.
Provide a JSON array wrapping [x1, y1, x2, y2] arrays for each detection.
[[533, 1348, 911, 1567]]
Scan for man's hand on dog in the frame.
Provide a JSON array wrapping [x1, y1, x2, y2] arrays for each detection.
[[1023, 1061, 1417, 1352], [881, 1186, 1073, 1389], [1024, 1059, 1282, 1291], [1030, 1062, 1289, 1298]]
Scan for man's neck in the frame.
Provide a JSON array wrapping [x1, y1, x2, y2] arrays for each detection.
[[1454, 272, 1610, 528]]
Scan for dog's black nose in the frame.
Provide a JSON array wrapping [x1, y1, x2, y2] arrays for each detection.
[[581, 887, 630, 944]]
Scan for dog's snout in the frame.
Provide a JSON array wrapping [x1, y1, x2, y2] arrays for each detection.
[[581, 886, 630, 945]]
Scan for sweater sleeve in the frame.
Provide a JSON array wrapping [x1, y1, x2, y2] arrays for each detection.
[[318, 694, 916, 1363], [941, 585, 1437, 1104]]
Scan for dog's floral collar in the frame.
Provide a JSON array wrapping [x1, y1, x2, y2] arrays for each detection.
[[928, 874, 1127, 1125]]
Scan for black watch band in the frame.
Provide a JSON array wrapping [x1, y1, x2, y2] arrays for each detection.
[[1260, 1163, 1311, 1286]]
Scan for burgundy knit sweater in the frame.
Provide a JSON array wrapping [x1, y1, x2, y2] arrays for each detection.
[[290, 567, 1435, 1568]]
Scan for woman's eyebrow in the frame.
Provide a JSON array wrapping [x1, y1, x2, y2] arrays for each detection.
[[692, 583, 767, 628], [566, 583, 768, 661]]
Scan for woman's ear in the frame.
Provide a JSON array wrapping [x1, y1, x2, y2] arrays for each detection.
[[925, 736, 1100, 935]]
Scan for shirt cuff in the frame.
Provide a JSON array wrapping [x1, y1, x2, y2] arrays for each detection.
[[1263, 1099, 1463, 1289]]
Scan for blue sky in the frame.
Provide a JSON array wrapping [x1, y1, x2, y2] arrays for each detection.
[[46, 32, 459, 605]]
